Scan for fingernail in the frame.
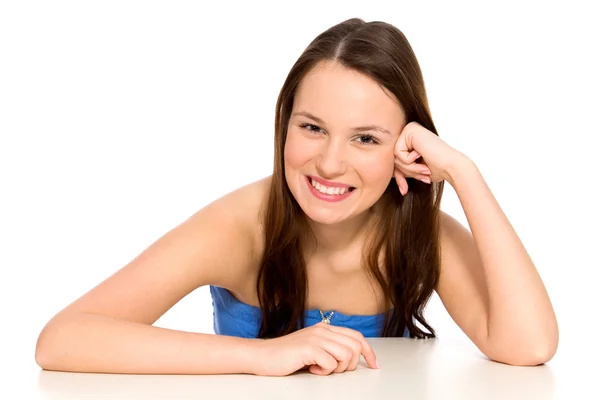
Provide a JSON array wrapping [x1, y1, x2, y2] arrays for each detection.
[[376, 360, 381, 369], [420, 177, 431, 184]]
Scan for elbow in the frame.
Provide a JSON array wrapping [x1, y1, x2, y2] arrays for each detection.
[[483, 329, 559, 366], [35, 348, 52, 371], [35, 316, 66, 370], [35, 333, 50, 370], [488, 341, 558, 367], [494, 344, 557, 366], [35, 324, 55, 370]]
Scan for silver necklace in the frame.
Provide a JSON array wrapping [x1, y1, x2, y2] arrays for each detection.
[[319, 310, 334, 324]]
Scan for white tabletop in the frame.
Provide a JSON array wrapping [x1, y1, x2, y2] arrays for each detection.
[[31, 337, 578, 400]]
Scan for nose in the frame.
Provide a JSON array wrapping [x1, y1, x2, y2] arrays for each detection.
[[315, 139, 347, 178]]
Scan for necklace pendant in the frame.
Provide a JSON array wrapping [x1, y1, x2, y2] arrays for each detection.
[[319, 310, 334, 324]]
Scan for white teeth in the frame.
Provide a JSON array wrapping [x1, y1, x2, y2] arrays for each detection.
[[310, 178, 351, 195]]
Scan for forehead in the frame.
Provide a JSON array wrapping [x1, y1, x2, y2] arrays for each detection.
[[293, 60, 406, 128]]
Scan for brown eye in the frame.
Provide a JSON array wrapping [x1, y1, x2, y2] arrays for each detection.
[[356, 135, 378, 145], [300, 123, 323, 133]]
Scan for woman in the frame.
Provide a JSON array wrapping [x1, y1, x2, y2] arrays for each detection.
[[35, 18, 558, 376]]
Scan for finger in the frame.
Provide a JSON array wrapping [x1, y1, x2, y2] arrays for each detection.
[[333, 335, 362, 371], [319, 338, 354, 373], [320, 324, 379, 369], [408, 150, 421, 163], [308, 348, 338, 376], [394, 170, 408, 196], [396, 149, 421, 164], [394, 159, 431, 177], [315, 329, 362, 371]]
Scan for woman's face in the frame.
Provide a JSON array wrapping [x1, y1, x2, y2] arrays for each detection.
[[284, 60, 407, 225]]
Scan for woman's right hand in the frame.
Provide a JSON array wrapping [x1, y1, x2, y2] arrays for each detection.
[[251, 322, 380, 376]]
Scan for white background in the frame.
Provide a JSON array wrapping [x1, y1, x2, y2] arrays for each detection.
[[1, 0, 598, 397]]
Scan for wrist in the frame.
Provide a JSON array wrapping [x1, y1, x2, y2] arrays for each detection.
[[445, 155, 478, 187], [243, 337, 266, 375]]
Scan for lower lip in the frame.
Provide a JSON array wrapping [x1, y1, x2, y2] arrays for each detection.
[[305, 176, 355, 202]]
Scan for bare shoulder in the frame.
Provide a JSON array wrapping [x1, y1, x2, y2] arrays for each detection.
[[439, 210, 465, 238], [216, 175, 271, 275], [437, 210, 488, 346], [438, 210, 478, 255], [226, 174, 271, 232], [438, 210, 479, 269], [49, 175, 272, 326], [192, 174, 271, 284]]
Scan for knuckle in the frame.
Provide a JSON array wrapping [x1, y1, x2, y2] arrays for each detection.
[[306, 336, 320, 347], [302, 342, 315, 356], [345, 348, 353, 360]]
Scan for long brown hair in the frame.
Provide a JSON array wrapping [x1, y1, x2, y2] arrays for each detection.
[[257, 18, 444, 339]]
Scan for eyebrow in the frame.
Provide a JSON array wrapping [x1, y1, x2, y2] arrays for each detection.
[[291, 111, 392, 135]]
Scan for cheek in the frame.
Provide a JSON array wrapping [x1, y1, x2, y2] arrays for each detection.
[[284, 131, 315, 169], [356, 153, 395, 183]]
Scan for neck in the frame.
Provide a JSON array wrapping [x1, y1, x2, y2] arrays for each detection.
[[303, 210, 375, 254]]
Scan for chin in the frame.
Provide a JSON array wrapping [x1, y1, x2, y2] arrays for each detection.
[[303, 209, 350, 225], [295, 186, 354, 225]]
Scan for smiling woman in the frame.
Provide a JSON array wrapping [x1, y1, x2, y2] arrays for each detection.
[[261, 24, 444, 348], [35, 17, 558, 377], [284, 61, 409, 227]]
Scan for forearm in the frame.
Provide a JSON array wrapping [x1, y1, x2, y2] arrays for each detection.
[[447, 158, 558, 359], [35, 312, 259, 375]]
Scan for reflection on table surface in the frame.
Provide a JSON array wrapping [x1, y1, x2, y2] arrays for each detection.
[[37, 338, 556, 400]]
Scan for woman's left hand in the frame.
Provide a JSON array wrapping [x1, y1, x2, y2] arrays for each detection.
[[393, 121, 469, 196]]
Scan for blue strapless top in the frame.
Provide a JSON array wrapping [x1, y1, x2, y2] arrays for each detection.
[[210, 285, 409, 338]]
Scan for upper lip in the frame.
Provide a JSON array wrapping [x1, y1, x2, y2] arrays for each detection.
[[308, 175, 354, 188]]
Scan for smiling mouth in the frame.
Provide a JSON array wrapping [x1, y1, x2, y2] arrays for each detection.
[[307, 177, 356, 196]]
